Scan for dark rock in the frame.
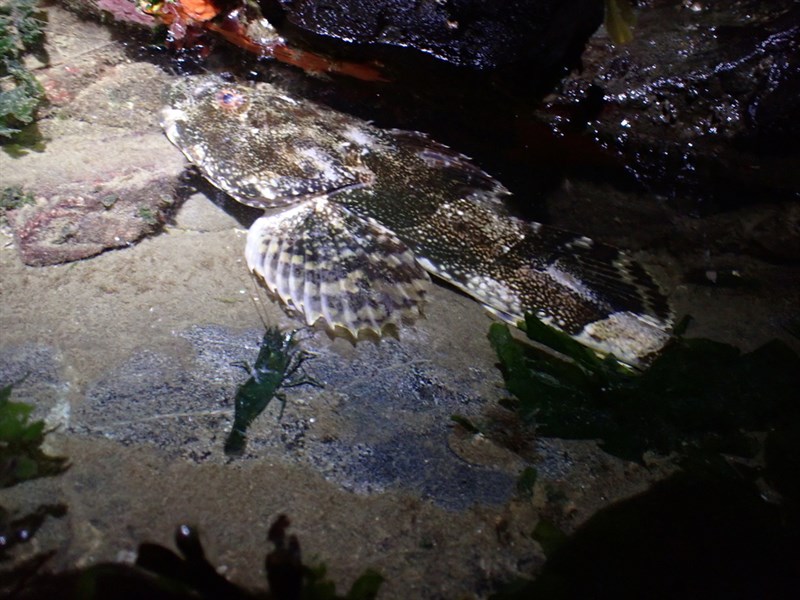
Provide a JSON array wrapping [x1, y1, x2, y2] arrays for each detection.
[[265, 0, 604, 73], [227, 3, 609, 211], [519, 472, 799, 599], [536, 0, 800, 206]]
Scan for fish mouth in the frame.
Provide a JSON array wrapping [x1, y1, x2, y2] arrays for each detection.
[[159, 76, 217, 134], [159, 107, 185, 143], [159, 106, 182, 128]]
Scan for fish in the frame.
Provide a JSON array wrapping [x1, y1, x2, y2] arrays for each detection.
[[160, 75, 672, 364]]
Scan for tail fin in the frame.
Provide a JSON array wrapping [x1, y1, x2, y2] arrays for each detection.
[[485, 222, 673, 364]]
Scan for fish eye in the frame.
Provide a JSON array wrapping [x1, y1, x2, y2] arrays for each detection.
[[214, 88, 247, 111]]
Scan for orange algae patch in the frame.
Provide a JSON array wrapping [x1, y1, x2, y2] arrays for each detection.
[[178, 0, 220, 22]]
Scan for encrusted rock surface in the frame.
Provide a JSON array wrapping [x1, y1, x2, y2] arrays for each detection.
[[2, 17, 182, 266], [7, 170, 176, 266]]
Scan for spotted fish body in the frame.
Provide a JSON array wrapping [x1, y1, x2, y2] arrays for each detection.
[[161, 76, 672, 364]]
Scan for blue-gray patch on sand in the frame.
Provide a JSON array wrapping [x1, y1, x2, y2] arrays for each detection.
[[0, 344, 68, 423], [74, 324, 515, 509], [306, 433, 515, 511]]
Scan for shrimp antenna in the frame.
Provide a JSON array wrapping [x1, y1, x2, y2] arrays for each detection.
[[247, 269, 270, 331]]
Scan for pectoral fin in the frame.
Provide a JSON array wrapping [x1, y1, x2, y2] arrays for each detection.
[[245, 198, 430, 336]]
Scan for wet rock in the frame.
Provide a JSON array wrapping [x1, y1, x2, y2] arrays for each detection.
[[1, 56, 184, 267], [73, 347, 232, 460], [265, 0, 604, 73], [670, 200, 800, 265], [7, 176, 176, 267], [537, 0, 800, 204]]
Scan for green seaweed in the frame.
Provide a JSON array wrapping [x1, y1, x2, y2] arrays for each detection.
[[489, 315, 800, 598], [0, 0, 44, 50], [0, 184, 34, 220], [489, 314, 800, 464], [0, 0, 47, 142], [604, 0, 636, 45], [0, 382, 68, 596], [136, 206, 158, 225], [225, 328, 319, 456], [0, 381, 68, 488]]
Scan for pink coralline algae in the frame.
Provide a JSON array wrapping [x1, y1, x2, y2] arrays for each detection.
[[95, 0, 155, 27], [7, 177, 175, 267]]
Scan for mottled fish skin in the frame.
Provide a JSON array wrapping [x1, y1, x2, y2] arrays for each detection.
[[161, 75, 673, 364]]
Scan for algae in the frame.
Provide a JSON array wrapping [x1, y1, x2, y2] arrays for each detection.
[[0, 0, 47, 141], [604, 0, 636, 45], [0, 382, 68, 596], [488, 314, 800, 465], [0, 381, 68, 487], [0, 184, 34, 222], [492, 469, 800, 599]]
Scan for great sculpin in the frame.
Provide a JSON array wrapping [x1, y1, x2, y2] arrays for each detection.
[[160, 75, 673, 364]]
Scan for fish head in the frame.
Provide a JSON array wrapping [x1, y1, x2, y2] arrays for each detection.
[[161, 75, 371, 209]]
